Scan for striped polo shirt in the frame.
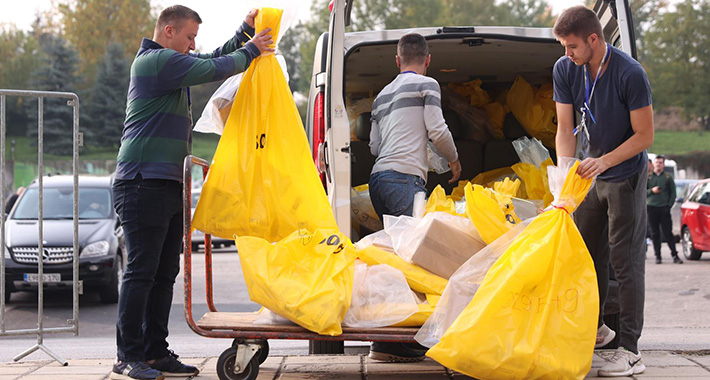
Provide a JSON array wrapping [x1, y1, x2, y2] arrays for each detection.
[[115, 22, 260, 182], [369, 72, 458, 182]]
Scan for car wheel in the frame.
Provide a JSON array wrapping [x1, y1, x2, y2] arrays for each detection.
[[681, 227, 703, 260], [100, 254, 123, 304]]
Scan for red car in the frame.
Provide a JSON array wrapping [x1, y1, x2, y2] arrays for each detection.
[[680, 179, 710, 260]]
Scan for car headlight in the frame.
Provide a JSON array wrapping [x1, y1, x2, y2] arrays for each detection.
[[81, 241, 110, 258]]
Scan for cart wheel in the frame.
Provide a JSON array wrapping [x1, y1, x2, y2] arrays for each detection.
[[231, 339, 269, 364], [256, 340, 269, 364], [216, 347, 259, 380]]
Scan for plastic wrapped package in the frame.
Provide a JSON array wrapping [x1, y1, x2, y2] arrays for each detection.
[[350, 186, 382, 238], [237, 229, 355, 336], [512, 136, 550, 167], [343, 262, 418, 328], [424, 159, 598, 380], [346, 97, 375, 141], [192, 8, 337, 242], [355, 246, 447, 296], [427, 141, 451, 174], [353, 229, 393, 252]]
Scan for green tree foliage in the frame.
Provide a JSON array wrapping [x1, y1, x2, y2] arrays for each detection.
[[644, 0, 710, 130], [58, 0, 154, 81], [281, 0, 557, 96], [26, 34, 83, 155], [83, 42, 129, 148], [0, 25, 44, 136]]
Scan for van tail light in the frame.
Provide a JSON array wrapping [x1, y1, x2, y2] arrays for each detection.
[[312, 91, 326, 188]]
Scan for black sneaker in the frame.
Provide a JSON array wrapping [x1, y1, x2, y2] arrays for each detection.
[[148, 350, 199, 377], [673, 256, 684, 264], [110, 361, 165, 380], [656, 257, 662, 264], [369, 342, 427, 363]]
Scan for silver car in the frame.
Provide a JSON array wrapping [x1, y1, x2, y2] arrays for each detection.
[[671, 179, 700, 242]]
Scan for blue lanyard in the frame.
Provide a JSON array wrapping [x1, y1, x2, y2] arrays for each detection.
[[582, 43, 611, 124], [401, 70, 417, 75]]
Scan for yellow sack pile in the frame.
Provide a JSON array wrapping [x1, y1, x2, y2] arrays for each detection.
[[192, 7, 337, 242], [507, 76, 557, 148], [425, 159, 599, 380], [465, 183, 520, 244], [237, 229, 355, 336]]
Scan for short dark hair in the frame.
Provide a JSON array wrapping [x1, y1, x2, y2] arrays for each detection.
[[156, 5, 202, 33], [655, 154, 666, 160], [397, 33, 429, 66], [553, 5, 604, 42]]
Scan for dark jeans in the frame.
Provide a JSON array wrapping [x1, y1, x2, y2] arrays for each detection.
[[647, 205, 678, 258], [574, 169, 647, 354], [113, 175, 183, 362], [369, 170, 426, 220]]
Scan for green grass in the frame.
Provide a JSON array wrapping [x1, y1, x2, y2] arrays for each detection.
[[651, 130, 710, 156], [7, 133, 222, 163]]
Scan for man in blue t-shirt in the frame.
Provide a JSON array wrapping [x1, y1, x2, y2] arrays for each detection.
[[553, 6, 654, 378]]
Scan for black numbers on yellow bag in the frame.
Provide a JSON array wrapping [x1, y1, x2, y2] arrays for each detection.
[[506, 288, 579, 313], [320, 235, 341, 246], [256, 133, 267, 149], [319, 234, 345, 254]]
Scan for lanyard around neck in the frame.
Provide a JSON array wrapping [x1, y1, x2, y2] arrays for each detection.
[[401, 70, 417, 75], [582, 43, 611, 124]]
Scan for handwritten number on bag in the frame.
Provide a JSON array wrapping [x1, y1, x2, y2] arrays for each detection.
[[319, 234, 345, 254], [256, 133, 266, 149], [506, 289, 579, 313]]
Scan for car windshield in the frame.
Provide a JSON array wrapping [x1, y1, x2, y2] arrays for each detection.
[[12, 187, 112, 220]]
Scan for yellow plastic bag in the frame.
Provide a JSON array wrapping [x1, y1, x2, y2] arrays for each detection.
[[512, 158, 554, 206], [449, 79, 490, 106], [427, 159, 598, 380], [492, 177, 520, 198], [450, 180, 469, 202], [507, 76, 557, 148], [425, 185, 460, 216], [391, 302, 436, 327], [465, 183, 519, 244], [356, 246, 447, 296], [471, 167, 516, 188], [237, 229, 355, 336], [484, 101, 507, 139], [193, 8, 337, 242]]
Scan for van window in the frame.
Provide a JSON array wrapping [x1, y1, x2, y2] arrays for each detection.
[[13, 187, 112, 220]]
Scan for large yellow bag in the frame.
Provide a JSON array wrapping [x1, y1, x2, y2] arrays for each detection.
[[507, 76, 557, 148], [465, 183, 519, 244], [426, 159, 598, 380], [192, 8, 337, 242], [237, 229, 355, 336], [356, 246, 447, 296], [425, 185, 460, 216]]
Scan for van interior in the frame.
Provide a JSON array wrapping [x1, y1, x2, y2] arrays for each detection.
[[345, 36, 564, 195]]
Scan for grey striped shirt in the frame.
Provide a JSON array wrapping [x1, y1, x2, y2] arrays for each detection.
[[369, 72, 458, 183]]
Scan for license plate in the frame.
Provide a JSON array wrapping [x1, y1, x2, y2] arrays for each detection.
[[23, 273, 61, 283]]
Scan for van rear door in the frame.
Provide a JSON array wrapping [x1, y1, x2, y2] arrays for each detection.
[[323, 0, 353, 236], [594, 0, 637, 58]]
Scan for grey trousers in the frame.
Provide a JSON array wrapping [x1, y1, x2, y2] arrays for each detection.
[[574, 169, 647, 354]]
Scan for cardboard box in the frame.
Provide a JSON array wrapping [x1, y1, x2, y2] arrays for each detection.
[[411, 218, 486, 279]]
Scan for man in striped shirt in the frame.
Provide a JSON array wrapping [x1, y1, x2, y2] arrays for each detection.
[[110, 6, 273, 380], [368, 33, 460, 363]]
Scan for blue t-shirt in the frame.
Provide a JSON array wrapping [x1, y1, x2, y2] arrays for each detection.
[[553, 45, 652, 182]]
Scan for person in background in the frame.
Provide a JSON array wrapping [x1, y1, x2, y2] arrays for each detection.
[[647, 155, 682, 264], [367, 32, 461, 362], [553, 6, 653, 377], [4, 186, 25, 215], [110, 6, 273, 380]]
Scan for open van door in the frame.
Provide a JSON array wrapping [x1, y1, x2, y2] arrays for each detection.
[[322, 0, 353, 236], [593, 0, 638, 58]]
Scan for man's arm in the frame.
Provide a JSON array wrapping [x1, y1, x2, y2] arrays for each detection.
[[577, 105, 654, 178], [555, 102, 576, 158], [422, 81, 460, 183]]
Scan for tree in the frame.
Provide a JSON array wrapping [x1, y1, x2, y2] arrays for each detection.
[[83, 42, 130, 148], [58, 0, 154, 81], [644, 0, 710, 130], [26, 34, 83, 155]]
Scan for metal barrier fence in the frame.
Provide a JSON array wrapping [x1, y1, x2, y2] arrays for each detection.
[[0, 89, 80, 365]]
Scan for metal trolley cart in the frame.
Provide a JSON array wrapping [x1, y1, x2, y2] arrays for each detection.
[[182, 156, 421, 380]]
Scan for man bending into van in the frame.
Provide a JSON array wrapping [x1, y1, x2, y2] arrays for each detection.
[[553, 6, 653, 377], [368, 32, 461, 362]]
